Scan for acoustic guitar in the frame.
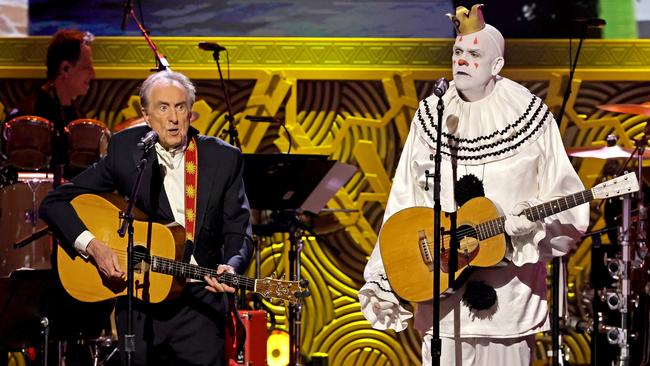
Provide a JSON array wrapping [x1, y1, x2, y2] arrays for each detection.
[[379, 172, 639, 302], [57, 194, 307, 304]]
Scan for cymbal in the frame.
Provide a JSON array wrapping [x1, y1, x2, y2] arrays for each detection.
[[566, 145, 650, 159], [597, 102, 650, 116], [567, 145, 630, 159]]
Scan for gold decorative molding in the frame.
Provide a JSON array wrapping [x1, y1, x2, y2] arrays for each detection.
[[2, 37, 650, 79]]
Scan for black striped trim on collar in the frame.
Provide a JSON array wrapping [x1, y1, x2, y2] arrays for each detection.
[[417, 95, 550, 163]]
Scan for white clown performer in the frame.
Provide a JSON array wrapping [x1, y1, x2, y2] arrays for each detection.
[[358, 4, 590, 366]]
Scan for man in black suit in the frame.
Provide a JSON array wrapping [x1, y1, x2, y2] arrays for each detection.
[[40, 70, 253, 365]]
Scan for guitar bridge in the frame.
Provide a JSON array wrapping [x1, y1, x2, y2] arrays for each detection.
[[418, 230, 434, 272]]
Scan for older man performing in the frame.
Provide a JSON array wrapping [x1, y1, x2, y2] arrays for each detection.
[[359, 5, 589, 365], [40, 70, 253, 365]]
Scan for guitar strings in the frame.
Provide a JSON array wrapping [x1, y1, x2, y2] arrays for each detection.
[[412, 219, 505, 252], [429, 191, 588, 249], [104, 248, 259, 288]]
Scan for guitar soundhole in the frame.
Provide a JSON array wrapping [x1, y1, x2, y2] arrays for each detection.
[[441, 224, 479, 273], [132, 245, 151, 272]]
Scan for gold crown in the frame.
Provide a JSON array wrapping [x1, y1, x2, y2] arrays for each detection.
[[446, 4, 485, 35]]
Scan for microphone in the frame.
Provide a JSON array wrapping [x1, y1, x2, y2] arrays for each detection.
[[198, 42, 227, 52], [574, 18, 606, 28], [433, 77, 449, 98], [120, 0, 133, 31], [137, 130, 158, 150], [245, 116, 279, 123]]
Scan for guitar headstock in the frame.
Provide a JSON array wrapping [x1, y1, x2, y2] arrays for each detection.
[[255, 277, 309, 304], [592, 172, 639, 200]]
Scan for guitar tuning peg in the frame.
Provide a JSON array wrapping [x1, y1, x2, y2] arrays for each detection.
[[294, 289, 311, 298]]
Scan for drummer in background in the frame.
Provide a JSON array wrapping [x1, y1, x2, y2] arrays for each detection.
[[6, 29, 95, 186]]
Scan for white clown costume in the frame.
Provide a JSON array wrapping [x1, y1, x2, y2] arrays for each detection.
[[358, 5, 590, 366]]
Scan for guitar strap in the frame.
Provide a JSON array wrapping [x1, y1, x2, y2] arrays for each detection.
[[183, 137, 244, 363], [184, 137, 198, 245]]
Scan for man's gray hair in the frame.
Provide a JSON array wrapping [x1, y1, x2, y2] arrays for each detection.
[[139, 70, 196, 111]]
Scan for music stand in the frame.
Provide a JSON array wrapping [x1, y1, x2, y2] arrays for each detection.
[[243, 154, 356, 366]]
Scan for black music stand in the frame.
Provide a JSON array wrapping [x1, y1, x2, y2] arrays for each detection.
[[243, 154, 356, 366]]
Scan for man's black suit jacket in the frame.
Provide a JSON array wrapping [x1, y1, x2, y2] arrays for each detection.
[[40, 125, 253, 275]]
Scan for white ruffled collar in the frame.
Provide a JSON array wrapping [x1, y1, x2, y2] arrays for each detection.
[[414, 77, 551, 165]]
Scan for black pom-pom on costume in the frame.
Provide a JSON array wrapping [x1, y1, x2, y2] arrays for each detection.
[[461, 281, 497, 311], [455, 173, 496, 311], [454, 173, 485, 206]]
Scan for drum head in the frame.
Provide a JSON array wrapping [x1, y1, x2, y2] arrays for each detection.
[[66, 119, 110, 170], [3, 116, 53, 170]]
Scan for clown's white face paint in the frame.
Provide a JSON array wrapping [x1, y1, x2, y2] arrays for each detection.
[[452, 26, 504, 102]]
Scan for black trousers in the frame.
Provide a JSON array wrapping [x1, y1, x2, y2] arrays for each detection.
[[116, 284, 228, 366]]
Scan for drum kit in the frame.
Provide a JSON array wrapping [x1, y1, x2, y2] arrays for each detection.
[[565, 102, 650, 365], [0, 115, 110, 276], [0, 115, 116, 366]]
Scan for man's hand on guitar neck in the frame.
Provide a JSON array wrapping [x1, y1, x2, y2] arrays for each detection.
[[504, 201, 537, 237], [86, 238, 125, 280], [204, 265, 236, 294]]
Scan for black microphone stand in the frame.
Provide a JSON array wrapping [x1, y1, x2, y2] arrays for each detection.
[[122, 1, 170, 72], [206, 49, 240, 149], [424, 96, 446, 366], [553, 21, 589, 366], [121, 4, 168, 364], [117, 145, 152, 366]]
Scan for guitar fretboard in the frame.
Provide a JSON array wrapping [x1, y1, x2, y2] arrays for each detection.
[[138, 253, 257, 291], [475, 189, 594, 240]]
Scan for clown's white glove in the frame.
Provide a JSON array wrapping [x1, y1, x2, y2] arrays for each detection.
[[360, 296, 397, 326], [504, 201, 537, 237]]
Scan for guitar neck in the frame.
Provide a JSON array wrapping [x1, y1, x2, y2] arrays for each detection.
[[477, 189, 594, 240], [148, 255, 256, 291]]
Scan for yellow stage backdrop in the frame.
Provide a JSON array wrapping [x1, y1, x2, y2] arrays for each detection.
[[2, 36, 650, 365]]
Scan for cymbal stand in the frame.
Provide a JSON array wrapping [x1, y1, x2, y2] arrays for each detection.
[[552, 20, 589, 365]]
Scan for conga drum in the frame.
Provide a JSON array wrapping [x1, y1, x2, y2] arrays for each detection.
[[112, 116, 146, 133], [3, 116, 53, 170], [65, 118, 110, 170], [0, 172, 53, 277]]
